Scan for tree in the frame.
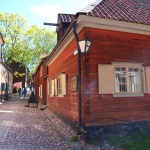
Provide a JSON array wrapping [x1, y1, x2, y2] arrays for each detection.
[[25, 25, 56, 71], [0, 12, 56, 74], [0, 12, 28, 64]]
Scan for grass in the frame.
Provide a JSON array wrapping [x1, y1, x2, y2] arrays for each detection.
[[71, 136, 79, 142], [109, 129, 150, 150]]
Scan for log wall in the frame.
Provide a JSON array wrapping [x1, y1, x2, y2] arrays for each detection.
[[48, 26, 150, 127], [84, 27, 150, 126]]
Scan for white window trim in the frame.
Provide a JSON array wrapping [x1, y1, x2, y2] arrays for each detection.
[[49, 79, 51, 97], [98, 62, 145, 97], [40, 85, 42, 98], [112, 62, 143, 97], [57, 73, 66, 97], [111, 61, 143, 66], [39, 85, 42, 98], [52, 79, 55, 96], [39, 86, 40, 97], [114, 66, 141, 92], [113, 93, 144, 97], [55, 78, 58, 96], [50, 79, 54, 97]]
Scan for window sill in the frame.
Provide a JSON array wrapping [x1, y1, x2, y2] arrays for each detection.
[[113, 93, 144, 97], [58, 94, 64, 97]]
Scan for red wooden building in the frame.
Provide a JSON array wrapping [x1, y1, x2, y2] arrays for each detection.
[[34, 0, 150, 141], [33, 54, 48, 105]]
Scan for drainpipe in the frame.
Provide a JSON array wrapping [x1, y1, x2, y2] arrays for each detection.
[[72, 21, 82, 134]]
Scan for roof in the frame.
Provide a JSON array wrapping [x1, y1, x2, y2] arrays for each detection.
[[58, 14, 75, 23], [82, 0, 150, 25], [32, 56, 48, 76], [44, 0, 150, 66], [0, 61, 13, 73]]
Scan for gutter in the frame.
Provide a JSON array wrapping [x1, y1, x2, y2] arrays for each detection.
[[72, 21, 83, 134]]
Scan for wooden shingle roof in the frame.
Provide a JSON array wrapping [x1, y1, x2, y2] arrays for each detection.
[[82, 0, 150, 25], [58, 14, 75, 23]]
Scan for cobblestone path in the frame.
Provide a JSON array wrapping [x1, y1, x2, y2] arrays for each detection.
[[0, 97, 100, 150]]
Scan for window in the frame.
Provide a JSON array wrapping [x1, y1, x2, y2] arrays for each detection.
[[115, 67, 140, 93], [39, 85, 42, 98], [98, 62, 147, 97], [58, 76, 62, 94], [57, 74, 66, 96], [71, 76, 78, 91], [49, 79, 54, 97], [49, 80, 52, 96], [54, 78, 57, 96]]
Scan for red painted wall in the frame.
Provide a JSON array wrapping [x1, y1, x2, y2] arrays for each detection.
[[47, 26, 150, 127], [83, 27, 150, 126], [33, 64, 48, 104], [48, 35, 82, 123]]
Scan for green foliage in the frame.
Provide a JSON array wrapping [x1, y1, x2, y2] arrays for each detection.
[[109, 129, 150, 150], [14, 71, 25, 78], [0, 12, 57, 75], [71, 136, 79, 142], [25, 25, 56, 72]]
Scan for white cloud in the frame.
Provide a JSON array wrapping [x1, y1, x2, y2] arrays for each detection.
[[29, 4, 62, 23], [87, 0, 96, 3]]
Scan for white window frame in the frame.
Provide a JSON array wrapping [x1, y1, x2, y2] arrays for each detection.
[[57, 73, 66, 97], [55, 78, 58, 96], [39, 85, 42, 98], [113, 62, 143, 97], [98, 62, 144, 97], [49, 79, 54, 97], [114, 66, 140, 93]]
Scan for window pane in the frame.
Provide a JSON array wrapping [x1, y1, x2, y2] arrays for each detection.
[[120, 84, 127, 92], [115, 66, 140, 93], [115, 68, 120, 72], [135, 84, 139, 92], [115, 67, 127, 92], [58, 77, 62, 94], [115, 68, 120, 92], [128, 68, 139, 92]]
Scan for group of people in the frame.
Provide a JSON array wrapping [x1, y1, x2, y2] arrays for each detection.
[[18, 87, 27, 98]]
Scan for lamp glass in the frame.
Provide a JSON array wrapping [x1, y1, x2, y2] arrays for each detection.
[[86, 40, 91, 47], [78, 40, 86, 53], [78, 37, 91, 54]]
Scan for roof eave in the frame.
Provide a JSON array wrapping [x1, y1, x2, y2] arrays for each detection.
[[45, 14, 150, 66]]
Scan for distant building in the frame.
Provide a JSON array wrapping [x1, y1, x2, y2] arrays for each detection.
[[0, 32, 13, 99], [33, 55, 48, 105], [8, 61, 29, 91]]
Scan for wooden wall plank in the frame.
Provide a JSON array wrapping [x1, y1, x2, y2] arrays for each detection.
[[83, 27, 150, 126]]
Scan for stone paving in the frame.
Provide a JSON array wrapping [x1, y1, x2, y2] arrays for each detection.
[[0, 95, 102, 150]]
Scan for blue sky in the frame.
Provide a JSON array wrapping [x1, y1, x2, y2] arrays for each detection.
[[0, 0, 94, 30]]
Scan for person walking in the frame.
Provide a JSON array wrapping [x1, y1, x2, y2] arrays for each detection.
[[23, 87, 27, 97], [18, 87, 22, 99], [22, 88, 24, 97]]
